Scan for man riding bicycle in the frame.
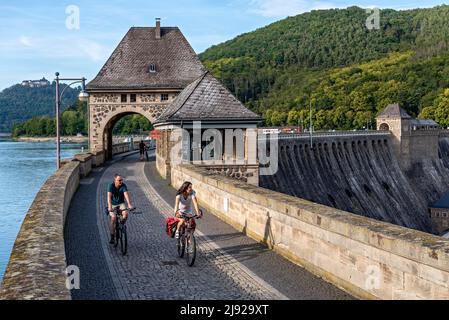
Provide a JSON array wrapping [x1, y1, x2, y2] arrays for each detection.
[[174, 181, 202, 239], [108, 174, 134, 244]]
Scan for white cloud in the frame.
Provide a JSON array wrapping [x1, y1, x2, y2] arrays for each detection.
[[76, 39, 110, 62], [249, 0, 336, 17], [2, 35, 111, 63], [19, 36, 33, 47]]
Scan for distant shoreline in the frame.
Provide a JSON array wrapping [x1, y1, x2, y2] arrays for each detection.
[[13, 136, 88, 143]]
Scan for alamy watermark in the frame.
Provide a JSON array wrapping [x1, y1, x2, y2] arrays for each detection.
[[365, 265, 382, 290], [66, 265, 80, 290], [366, 8, 380, 30], [66, 5, 80, 30], [168, 121, 278, 176]]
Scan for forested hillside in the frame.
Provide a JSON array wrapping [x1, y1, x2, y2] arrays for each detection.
[[0, 82, 79, 132], [2, 83, 153, 136], [200, 5, 449, 129], [5, 5, 449, 132]]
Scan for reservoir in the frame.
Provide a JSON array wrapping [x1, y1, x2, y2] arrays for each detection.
[[0, 137, 86, 281]]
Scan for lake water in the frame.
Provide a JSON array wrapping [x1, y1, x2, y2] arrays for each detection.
[[0, 138, 87, 281]]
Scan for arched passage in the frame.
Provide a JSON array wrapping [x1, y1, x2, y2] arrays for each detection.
[[89, 104, 163, 160], [379, 123, 390, 131], [103, 112, 154, 160]]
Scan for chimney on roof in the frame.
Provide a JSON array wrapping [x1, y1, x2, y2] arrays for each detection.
[[155, 18, 161, 39]]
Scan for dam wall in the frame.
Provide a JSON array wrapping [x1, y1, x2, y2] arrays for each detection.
[[438, 137, 449, 170], [259, 133, 435, 233], [171, 163, 449, 299], [404, 137, 449, 213]]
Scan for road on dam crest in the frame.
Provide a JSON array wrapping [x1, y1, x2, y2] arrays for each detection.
[[64, 152, 353, 300]]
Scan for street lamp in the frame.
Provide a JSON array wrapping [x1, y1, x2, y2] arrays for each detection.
[[309, 99, 313, 150], [55, 72, 89, 169]]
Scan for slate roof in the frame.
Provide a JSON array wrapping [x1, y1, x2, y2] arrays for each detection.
[[377, 103, 412, 119], [155, 72, 262, 123], [411, 119, 439, 127], [87, 27, 206, 90]]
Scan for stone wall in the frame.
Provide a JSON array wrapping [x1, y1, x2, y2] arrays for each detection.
[[111, 141, 140, 155], [88, 92, 173, 154], [0, 161, 80, 300], [73, 153, 92, 177], [171, 164, 449, 299]]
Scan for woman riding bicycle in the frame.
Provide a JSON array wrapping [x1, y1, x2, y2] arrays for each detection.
[[174, 181, 202, 239]]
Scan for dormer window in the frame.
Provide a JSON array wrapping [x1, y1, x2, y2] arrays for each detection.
[[149, 64, 156, 73]]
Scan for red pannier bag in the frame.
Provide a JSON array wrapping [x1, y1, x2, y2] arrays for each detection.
[[165, 217, 179, 238]]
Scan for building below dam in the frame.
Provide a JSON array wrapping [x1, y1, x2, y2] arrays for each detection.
[[260, 105, 449, 235]]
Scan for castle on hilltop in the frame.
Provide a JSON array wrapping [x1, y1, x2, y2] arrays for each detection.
[[21, 77, 50, 88]]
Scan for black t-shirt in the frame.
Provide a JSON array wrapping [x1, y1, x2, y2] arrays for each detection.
[[108, 182, 128, 205]]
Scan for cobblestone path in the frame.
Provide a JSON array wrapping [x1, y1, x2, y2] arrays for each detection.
[[65, 153, 353, 300]]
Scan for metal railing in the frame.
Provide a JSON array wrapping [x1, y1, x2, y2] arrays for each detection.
[[258, 130, 391, 140]]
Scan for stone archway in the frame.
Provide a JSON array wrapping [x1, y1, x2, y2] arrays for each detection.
[[102, 111, 154, 160], [379, 123, 390, 131], [89, 103, 165, 160]]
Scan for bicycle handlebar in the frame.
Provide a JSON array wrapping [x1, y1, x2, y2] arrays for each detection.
[[105, 206, 139, 215], [176, 211, 202, 219]]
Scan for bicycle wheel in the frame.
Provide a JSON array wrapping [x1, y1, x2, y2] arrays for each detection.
[[185, 233, 196, 267], [177, 233, 185, 258], [114, 223, 120, 248], [120, 224, 128, 255]]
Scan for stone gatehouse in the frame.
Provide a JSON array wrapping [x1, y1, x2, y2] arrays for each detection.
[[86, 19, 206, 160], [86, 19, 262, 183]]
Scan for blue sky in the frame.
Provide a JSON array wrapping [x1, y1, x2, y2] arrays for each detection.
[[0, 0, 447, 90]]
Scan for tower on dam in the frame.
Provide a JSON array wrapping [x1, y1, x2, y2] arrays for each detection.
[[376, 103, 440, 172]]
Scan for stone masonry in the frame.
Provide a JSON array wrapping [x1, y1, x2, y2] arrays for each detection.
[[89, 93, 174, 156]]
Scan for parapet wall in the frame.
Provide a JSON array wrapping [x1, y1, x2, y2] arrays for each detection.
[[0, 161, 80, 300], [172, 164, 449, 299], [0, 142, 145, 300]]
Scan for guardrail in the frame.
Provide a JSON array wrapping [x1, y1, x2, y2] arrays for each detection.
[[258, 130, 391, 140]]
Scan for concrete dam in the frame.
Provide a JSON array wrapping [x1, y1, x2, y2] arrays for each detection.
[[260, 133, 449, 234]]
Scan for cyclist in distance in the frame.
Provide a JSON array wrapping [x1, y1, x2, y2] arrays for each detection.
[[108, 174, 134, 244], [174, 181, 202, 239], [139, 140, 146, 161]]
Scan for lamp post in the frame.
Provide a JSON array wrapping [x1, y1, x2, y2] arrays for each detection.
[[309, 99, 313, 149], [55, 72, 89, 169]]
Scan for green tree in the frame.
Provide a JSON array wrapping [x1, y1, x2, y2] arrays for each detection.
[[433, 88, 449, 127], [418, 106, 435, 120], [270, 111, 287, 126], [61, 110, 80, 135]]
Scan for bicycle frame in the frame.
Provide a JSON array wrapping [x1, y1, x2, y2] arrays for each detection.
[[176, 213, 199, 266], [107, 206, 137, 256]]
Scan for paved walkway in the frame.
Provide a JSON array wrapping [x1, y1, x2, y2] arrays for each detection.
[[64, 153, 353, 300]]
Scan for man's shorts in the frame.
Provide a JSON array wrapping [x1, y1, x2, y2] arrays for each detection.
[[110, 203, 127, 217]]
